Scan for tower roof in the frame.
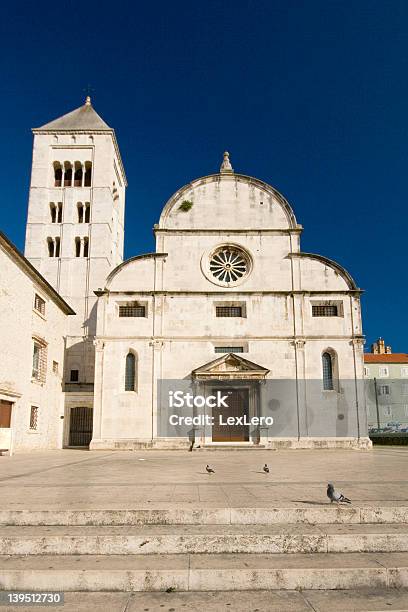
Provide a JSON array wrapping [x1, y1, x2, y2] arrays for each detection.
[[34, 97, 112, 132]]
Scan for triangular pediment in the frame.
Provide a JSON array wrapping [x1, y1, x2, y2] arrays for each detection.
[[192, 353, 269, 380]]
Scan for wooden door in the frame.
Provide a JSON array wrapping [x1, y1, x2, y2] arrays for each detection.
[[0, 401, 12, 428], [212, 388, 249, 442], [69, 407, 93, 447]]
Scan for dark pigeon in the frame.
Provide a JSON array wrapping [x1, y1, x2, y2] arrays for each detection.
[[327, 482, 351, 504]]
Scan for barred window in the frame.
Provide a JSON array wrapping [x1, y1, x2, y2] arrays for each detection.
[[216, 306, 242, 317], [312, 305, 338, 317], [379, 385, 390, 395], [215, 347, 244, 353], [34, 294, 45, 316], [322, 352, 334, 390], [119, 305, 146, 318], [125, 353, 136, 391], [32, 339, 47, 383], [29, 406, 38, 430]]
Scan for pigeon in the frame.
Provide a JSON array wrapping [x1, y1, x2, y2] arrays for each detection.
[[206, 465, 215, 474], [327, 483, 351, 504], [263, 464, 269, 473]]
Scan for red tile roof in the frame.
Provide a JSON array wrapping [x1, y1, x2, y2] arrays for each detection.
[[364, 354, 408, 363]]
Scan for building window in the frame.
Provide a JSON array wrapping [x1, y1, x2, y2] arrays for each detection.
[[401, 367, 408, 377], [83, 237, 89, 258], [364, 366, 370, 376], [77, 203, 84, 223], [383, 406, 392, 417], [125, 353, 136, 391], [379, 367, 389, 378], [119, 304, 146, 317], [84, 162, 92, 187], [34, 294, 45, 316], [74, 162, 83, 186], [215, 346, 244, 353], [322, 352, 334, 390], [54, 163, 62, 187], [312, 305, 338, 317], [48, 237, 61, 258], [75, 237, 81, 257], [52, 361, 59, 374], [402, 384, 408, 396], [379, 385, 390, 395], [50, 203, 57, 223], [64, 163, 73, 187], [84, 203, 90, 223], [216, 306, 242, 317], [32, 339, 47, 383], [29, 406, 38, 430], [70, 369, 79, 382], [57, 202, 62, 223]]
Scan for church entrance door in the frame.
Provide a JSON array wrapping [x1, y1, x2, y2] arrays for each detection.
[[69, 407, 93, 447], [212, 388, 249, 442]]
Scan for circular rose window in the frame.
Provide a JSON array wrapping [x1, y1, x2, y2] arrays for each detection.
[[204, 245, 251, 286]]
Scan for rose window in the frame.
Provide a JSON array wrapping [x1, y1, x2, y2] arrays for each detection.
[[209, 247, 249, 284]]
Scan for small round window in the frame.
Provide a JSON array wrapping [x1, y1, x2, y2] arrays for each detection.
[[204, 245, 252, 287]]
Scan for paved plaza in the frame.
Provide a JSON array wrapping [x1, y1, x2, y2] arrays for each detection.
[[0, 447, 408, 510]]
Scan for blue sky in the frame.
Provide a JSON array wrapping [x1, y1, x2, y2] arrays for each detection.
[[1, 1, 407, 350]]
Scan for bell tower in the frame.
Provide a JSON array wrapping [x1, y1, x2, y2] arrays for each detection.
[[24, 97, 127, 396]]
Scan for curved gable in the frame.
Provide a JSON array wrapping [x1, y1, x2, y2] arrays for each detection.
[[158, 173, 298, 231], [290, 252, 359, 291]]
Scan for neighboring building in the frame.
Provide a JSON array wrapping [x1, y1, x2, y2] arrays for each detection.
[[364, 339, 408, 432], [1, 98, 370, 451], [0, 232, 74, 451]]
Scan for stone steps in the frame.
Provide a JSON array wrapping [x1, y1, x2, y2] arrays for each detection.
[[1, 552, 408, 591], [2, 506, 408, 592], [1, 523, 408, 555], [1, 506, 408, 525]]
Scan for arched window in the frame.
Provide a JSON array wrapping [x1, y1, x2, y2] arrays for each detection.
[[75, 237, 81, 257], [55, 237, 60, 258], [322, 352, 334, 390], [47, 238, 54, 257], [64, 163, 72, 187], [77, 203, 84, 223], [84, 203, 90, 223], [84, 162, 92, 187], [125, 352, 136, 391], [54, 164, 62, 187], [83, 237, 89, 258], [57, 202, 63, 223], [50, 203, 56, 223], [74, 162, 83, 187]]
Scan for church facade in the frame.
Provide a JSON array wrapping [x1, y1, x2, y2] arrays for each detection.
[[2, 98, 370, 451]]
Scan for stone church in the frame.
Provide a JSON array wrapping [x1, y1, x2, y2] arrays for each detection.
[[1, 98, 370, 451]]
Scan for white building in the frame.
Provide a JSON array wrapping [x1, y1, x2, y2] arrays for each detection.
[[0, 98, 370, 451], [0, 231, 74, 451]]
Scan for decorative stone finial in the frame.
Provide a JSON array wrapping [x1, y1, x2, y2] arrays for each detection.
[[220, 151, 233, 173], [85, 96, 92, 106]]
